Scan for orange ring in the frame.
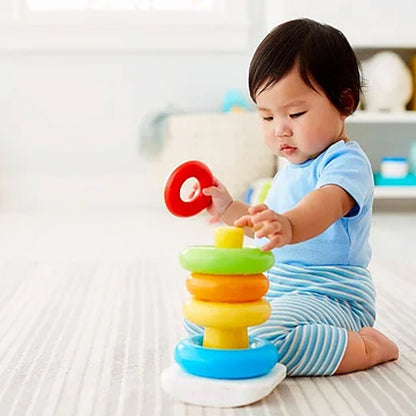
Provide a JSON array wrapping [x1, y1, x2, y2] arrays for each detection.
[[186, 273, 269, 303]]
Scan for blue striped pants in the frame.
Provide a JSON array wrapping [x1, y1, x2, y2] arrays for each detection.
[[184, 264, 376, 377]]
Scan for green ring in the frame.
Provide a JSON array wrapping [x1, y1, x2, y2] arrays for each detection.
[[179, 246, 274, 275]]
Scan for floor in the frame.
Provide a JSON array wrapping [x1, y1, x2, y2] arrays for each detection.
[[0, 209, 212, 263], [0, 209, 414, 415]]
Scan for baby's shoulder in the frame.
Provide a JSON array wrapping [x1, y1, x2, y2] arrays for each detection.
[[317, 140, 371, 171], [323, 140, 365, 159]]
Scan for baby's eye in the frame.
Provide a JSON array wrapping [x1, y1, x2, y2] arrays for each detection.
[[290, 111, 306, 119], [263, 116, 273, 121]]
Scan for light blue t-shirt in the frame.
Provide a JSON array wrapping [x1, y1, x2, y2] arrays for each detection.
[[259, 140, 374, 268]]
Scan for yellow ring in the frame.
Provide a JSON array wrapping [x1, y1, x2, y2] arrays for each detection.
[[183, 297, 271, 328]]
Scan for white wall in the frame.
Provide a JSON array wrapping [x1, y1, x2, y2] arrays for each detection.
[[0, 2, 266, 212]]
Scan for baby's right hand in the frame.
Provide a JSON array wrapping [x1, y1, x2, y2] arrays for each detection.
[[201, 177, 233, 219]]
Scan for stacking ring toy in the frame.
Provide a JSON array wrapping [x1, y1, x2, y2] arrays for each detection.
[[179, 246, 274, 274], [164, 160, 214, 217], [183, 298, 271, 329], [186, 273, 269, 302], [175, 335, 279, 379]]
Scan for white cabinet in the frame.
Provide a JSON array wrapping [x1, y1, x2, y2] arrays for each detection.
[[267, 1, 416, 199], [346, 112, 416, 199], [276, 113, 416, 200]]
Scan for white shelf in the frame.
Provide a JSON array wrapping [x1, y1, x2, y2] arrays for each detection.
[[374, 186, 416, 199], [348, 111, 416, 124]]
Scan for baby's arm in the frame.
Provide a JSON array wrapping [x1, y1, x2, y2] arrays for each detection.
[[220, 201, 254, 238], [284, 184, 355, 244], [236, 184, 355, 250], [202, 179, 254, 237]]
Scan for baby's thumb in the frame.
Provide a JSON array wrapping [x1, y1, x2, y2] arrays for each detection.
[[202, 187, 212, 195], [202, 186, 219, 197]]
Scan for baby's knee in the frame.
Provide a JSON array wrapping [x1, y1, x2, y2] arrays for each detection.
[[279, 324, 348, 376]]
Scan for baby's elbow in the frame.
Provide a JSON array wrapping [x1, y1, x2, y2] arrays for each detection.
[[341, 192, 356, 217]]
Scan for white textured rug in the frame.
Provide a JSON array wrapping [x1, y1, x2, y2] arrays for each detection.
[[0, 212, 414, 415]]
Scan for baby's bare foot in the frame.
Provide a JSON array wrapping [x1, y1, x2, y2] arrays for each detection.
[[358, 327, 399, 365]]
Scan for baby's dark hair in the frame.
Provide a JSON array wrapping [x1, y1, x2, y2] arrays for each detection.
[[249, 18, 362, 115]]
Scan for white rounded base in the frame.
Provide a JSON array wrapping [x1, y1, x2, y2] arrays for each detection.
[[160, 363, 286, 408]]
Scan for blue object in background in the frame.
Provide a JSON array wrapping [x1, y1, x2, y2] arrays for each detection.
[[139, 106, 182, 156], [381, 157, 407, 162], [380, 157, 409, 179], [244, 178, 273, 205], [221, 89, 250, 113], [410, 141, 416, 175], [374, 173, 416, 186]]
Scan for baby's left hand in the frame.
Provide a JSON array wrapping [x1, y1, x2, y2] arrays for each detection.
[[234, 204, 293, 251]]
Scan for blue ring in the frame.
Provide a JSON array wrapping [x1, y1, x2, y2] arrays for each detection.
[[174, 335, 279, 379]]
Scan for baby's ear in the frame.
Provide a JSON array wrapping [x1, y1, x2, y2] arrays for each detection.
[[340, 89, 355, 115]]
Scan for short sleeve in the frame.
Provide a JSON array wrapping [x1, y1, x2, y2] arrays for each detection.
[[315, 146, 373, 217]]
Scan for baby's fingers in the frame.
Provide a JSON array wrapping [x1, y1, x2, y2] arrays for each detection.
[[202, 186, 219, 197], [252, 209, 278, 225], [234, 215, 254, 228], [248, 204, 268, 215], [255, 221, 281, 239], [261, 234, 285, 251]]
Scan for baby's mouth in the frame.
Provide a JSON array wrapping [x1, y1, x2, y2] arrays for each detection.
[[280, 144, 297, 155]]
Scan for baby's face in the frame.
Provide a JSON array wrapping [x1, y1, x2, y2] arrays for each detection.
[[255, 66, 347, 164]]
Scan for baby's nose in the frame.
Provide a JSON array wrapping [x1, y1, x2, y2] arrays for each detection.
[[274, 124, 291, 137]]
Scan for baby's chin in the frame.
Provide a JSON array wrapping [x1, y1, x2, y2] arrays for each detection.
[[278, 150, 310, 165]]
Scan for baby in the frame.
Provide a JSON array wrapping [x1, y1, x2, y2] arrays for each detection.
[[186, 18, 398, 376]]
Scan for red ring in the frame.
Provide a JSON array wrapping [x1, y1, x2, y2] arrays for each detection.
[[164, 161, 214, 217]]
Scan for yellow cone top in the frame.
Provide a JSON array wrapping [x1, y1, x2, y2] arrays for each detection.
[[214, 226, 244, 249]]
